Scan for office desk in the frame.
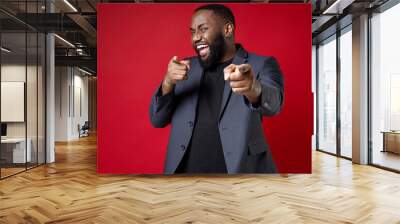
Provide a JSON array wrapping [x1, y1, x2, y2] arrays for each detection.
[[382, 131, 400, 154], [1, 138, 32, 163]]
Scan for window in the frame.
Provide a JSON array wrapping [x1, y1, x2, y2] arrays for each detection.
[[339, 28, 352, 158], [317, 36, 337, 154], [370, 2, 400, 171]]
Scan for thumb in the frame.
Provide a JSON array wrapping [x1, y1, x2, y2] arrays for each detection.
[[171, 56, 178, 63], [180, 60, 191, 70], [224, 64, 236, 80], [238, 64, 251, 74]]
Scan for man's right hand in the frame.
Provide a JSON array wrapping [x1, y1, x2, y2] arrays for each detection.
[[162, 56, 190, 95]]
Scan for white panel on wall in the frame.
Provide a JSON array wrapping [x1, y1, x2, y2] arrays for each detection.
[[1, 82, 25, 122]]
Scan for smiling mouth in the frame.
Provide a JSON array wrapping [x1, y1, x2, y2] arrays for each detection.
[[196, 44, 209, 57]]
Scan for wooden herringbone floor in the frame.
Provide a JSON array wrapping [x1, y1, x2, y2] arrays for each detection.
[[1, 134, 400, 224]]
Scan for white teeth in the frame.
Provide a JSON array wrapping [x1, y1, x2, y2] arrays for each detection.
[[197, 44, 208, 50]]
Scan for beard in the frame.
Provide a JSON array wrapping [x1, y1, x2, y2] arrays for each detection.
[[196, 33, 227, 70]]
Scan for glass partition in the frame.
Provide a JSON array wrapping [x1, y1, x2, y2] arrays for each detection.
[[27, 30, 38, 169], [0, 1, 46, 179], [1, 31, 28, 177], [317, 35, 337, 154], [38, 32, 45, 165], [370, 3, 400, 171]]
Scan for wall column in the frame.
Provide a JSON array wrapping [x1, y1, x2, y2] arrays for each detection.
[[352, 14, 369, 164]]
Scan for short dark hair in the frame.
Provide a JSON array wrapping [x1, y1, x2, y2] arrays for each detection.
[[194, 4, 235, 26]]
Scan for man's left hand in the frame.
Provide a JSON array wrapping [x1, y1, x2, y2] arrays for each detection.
[[224, 64, 262, 104]]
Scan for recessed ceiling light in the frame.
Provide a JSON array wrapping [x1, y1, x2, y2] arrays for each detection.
[[77, 67, 93, 76], [63, 0, 78, 12], [323, 0, 354, 15], [54, 34, 75, 48], [1, 47, 11, 53]]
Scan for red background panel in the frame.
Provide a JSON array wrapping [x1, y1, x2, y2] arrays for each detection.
[[97, 3, 312, 174]]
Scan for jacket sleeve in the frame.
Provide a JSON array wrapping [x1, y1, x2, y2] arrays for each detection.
[[244, 56, 284, 116], [149, 83, 177, 128]]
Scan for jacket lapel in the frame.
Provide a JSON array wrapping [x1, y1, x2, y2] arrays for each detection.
[[188, 58, 204, 112], [219, 44, 249, 121]]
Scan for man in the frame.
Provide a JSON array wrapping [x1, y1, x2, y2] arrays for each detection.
[[149, 4, 284, 174]]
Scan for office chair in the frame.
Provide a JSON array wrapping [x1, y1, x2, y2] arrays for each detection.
[[79, 121, 90, 138]]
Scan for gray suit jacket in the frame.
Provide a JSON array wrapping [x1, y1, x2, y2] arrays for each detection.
[[149, 44, 284, 174]]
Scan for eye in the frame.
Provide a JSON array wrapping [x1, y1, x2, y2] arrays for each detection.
[[200, 27, 208, 33]]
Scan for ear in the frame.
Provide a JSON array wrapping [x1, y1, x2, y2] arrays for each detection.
[[224, 23, 234, 38]]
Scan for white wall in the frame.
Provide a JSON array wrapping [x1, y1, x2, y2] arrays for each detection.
[[72, 73, 89, 138], [1, 64, 41, 137], [55, 67, 89, 141], [1, 63, 46, 164], [1, 65, 26, 132], [55, 66, 69, 141]]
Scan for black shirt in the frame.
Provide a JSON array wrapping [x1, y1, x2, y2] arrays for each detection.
[[176, 58, 233, 173]]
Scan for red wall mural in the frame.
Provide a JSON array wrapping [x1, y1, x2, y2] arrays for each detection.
[[98, 3, 312, 174]]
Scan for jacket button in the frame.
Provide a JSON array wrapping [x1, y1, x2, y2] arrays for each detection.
[[188, 121, 194, 127], [180, 145, 186, 151]]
